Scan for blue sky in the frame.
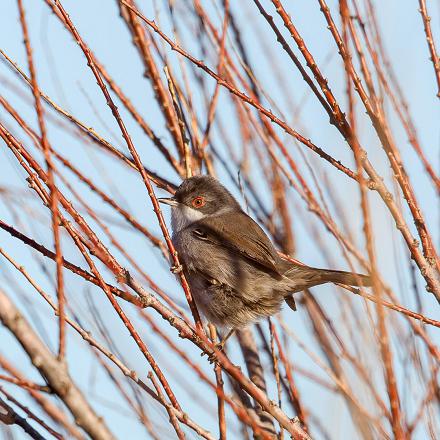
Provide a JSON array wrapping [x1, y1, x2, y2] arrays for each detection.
[[0, 1, 439, 439]]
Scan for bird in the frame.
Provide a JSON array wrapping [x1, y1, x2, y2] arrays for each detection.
[[159, 175, 371, 332]]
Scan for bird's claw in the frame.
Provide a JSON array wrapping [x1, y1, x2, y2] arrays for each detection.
[[215, 341, 225, 351], [201, 342, 225, 364], [170, 264, 183, 274], [200, 350, 216, 364]]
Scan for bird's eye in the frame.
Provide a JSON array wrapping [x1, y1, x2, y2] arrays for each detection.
[[191, 196, 206, 208]]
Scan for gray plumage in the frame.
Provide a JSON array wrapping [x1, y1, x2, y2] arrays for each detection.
[[159, 176, 370, 329]]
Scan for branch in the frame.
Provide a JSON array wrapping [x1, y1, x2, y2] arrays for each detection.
[[0, 289, 115, 440], [0, 396, 46, 440]]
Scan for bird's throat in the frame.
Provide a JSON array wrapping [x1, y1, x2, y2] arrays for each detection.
[[171, 205, 206, 233]]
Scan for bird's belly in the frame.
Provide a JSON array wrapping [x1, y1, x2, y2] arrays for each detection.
[[186, 271, 286, 329], [173, 231, 288, 328]]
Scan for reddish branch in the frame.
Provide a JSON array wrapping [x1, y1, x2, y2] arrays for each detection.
[[50, 0, 203, 329], [66, 211, 183, 412], [40, 0, 185, 176], [0, 94, 170, 260], [209, 325, 227, 440], [0, 289, 115, 439], [119, 0, 357, 180], [0, 247, 214, 439], [0, 387, 63, 440], [0, 125, 308, 436], [127, 0, 440, 302], [118, 0, 185, 160], [258, 0, 440, 301], [0, 375, 50, 393], [0, 396, 46, 440], [418, 0, 440, 97], [0, 355, 84, 439], [338, 3, 405, 432], [271, 326, 308, 428], [317, 0, 440, 287], [16, 0, 66, 361], [0, 48, 177, 193], [0, 2, 438, 437], [1, 136, 184, 416], [345, 2, 439, 271], [0, 218, 142, 307], [164, 66, 192, 177], [148, 372, 186, 440], [349, 5, 440, 193]]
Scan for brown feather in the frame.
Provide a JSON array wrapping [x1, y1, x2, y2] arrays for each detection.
[[193, 212, 283, 275]]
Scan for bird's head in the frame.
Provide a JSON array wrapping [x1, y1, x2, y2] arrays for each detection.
[[158, 175, 241, 232]]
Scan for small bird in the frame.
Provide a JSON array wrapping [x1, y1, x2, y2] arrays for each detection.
[[159, 176, 370, 331]]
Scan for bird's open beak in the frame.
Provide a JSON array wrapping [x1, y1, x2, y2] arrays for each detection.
[[158, 197, 179, 207]]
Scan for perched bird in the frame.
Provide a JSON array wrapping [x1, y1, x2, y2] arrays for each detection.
[[159, 175, 370, 330]]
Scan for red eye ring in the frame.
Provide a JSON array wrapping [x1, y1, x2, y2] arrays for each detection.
[[191, 196, 206, 208]]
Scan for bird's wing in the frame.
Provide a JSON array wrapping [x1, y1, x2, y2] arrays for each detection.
[[191, 212, 283, 274]]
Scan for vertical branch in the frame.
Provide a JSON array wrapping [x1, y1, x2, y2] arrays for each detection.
[[343, 29, 406, 435], [209, 324, 227, 440], [16, 0, 66, 361], [164, 66, 192, 178], [199, 0, 230, 157], [148, 372, 186, 440], [418, 0, 440, 97], [268, 320, 283, 440], [272, 326, 308, 430], [237, 328, 278, 438], [339, 0, 356, 130], [302, 296, 377, 439], [118, 0, 185, 158]]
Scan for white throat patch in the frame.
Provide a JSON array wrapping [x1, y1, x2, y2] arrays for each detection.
[[171, 204, 206, 233]]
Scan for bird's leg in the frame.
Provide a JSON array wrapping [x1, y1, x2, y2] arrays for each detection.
[[216, 328, 235, 351]]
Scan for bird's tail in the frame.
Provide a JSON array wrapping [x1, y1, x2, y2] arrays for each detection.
[[284, 265, 371, 293], [308, 268, 371, 288], [283, 266, 371, 310]]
